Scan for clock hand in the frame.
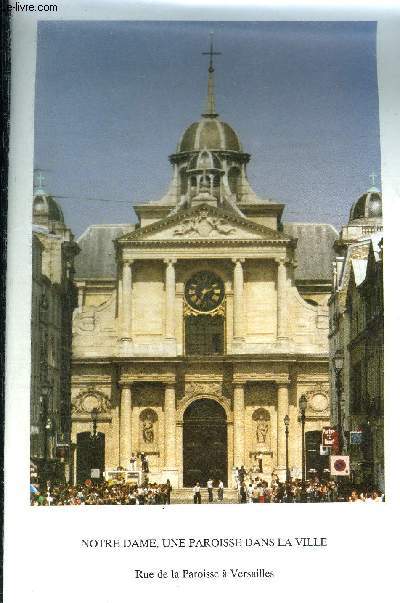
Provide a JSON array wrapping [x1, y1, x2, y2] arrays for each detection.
[[199, 287, 212, 302]]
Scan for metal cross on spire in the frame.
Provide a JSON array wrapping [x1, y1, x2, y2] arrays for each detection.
[[201, 32, 221, 118], [34, 169, 46, 194], [369, 171, 378, 187], [202, 31, 221, 74]]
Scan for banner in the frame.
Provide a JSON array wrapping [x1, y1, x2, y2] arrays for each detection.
[[322, 427, 339, 453], [330, 455, 350, 476], [350, 431, 363, 445]]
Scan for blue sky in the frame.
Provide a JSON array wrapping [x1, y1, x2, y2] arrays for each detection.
[[34, 21, 381, 236]]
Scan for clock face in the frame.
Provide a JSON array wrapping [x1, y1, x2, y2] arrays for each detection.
[[185, 271, 225, 313]]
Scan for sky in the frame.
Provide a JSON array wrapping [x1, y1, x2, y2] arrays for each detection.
[[34, 21, 381, 236]]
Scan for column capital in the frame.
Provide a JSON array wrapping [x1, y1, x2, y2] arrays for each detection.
[[163, 258, 177, 266], [118, 380, 133, 388], [122, 259, 134, 267], [275, 378, 290, 386], [233, 379, 246, 387], [232, 257, 245, 265], [274, 256, 289, 266], [275, 256, 297, 267], [163, 380, 176, 387]]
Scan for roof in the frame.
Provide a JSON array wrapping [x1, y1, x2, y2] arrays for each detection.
[[176, 117, 242, 154], [74, 220, 337, 282], [349, 188, 382, 222], [283, 223, 338, 281], [33, 193, 65, 225], [74, 224, 133, 279]]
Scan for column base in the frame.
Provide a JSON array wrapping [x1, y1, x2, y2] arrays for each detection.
[[232, 337, 245, 351], [162, 468, 179, 488]]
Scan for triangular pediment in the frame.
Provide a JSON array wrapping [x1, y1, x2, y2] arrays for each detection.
[[118, 204, 292, 244]]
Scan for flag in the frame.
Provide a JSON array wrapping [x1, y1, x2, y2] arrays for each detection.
[[330, 455, 350, 476]]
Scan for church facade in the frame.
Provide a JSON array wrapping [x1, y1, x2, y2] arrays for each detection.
[[70, 54, 337, 488]]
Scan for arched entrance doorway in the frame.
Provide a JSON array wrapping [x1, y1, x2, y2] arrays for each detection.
[[183, 398, 227, 487], [76, 431, 105, 484]]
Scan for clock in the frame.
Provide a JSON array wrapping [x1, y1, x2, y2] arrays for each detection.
[[185, 271, 225, 313]]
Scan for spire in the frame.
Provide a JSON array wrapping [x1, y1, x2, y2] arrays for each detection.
[[34, 169, 46, 195], [201, 32, 221, 118], [368, 170, 380, 193]]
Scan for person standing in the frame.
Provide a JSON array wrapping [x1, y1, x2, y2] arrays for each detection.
[[207, 477, 214, 502], [247, 482, 254, 503], [165, 479, 172, 505], [233, 466, 239, 489], [217, 480, 224, 502], [239, 481, 247, 504], [193, 482, 201, 504]]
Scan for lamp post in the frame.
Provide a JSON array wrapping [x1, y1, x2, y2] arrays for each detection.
[[91, 407, 99, 438], [333, 352, 344, 454], [90, 408, 100, 482], [40, 381, 53, 459], [299, 394, 307, 501], [40, 380, 53, 485], [284, 414, 290, 483]]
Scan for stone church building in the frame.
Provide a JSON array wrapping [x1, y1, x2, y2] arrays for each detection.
[[71, 53, 337, 487]]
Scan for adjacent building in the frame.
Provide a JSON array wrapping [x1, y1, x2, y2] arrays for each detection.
[[329, 185, 384, 490], [31, 181, 79, 483]]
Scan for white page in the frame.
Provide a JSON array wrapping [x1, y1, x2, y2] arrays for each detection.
[[4, 2, 400, 601]]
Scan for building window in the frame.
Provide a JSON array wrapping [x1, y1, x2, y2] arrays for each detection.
[[185, 315, 225, 356]]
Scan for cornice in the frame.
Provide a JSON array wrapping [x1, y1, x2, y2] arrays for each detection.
[[118, 238, 293, 248], [116, 203, 293, 245]]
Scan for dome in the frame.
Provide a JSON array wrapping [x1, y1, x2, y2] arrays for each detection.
[[177, 118, 242, 153], [33, 193, 65, 225], [349, 187, 382, 222]]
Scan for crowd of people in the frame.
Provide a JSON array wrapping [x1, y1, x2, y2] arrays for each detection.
[[30, 466, 384, 505], [234, 477, 384, 503], [231, 466, 384, 503], [30, 479, 173, 505]]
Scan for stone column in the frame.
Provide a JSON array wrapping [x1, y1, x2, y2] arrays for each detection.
[[276, 382, 289, 469], [164, 259, 176, 339], [232, 258, 245, 340], [119, 384, 132, 469], [163, 382, 178, 486], [276, 258, 288, 341], [120, 260, 133, 340], [233, 382, 245, 468]]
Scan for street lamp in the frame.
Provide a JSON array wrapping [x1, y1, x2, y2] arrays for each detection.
[[90, 407, 101, 482], [284, 414, 290, 483], [91, 407, 99, 438], [299, 394, 307, 501], [333, 352, 344, 454], [40, 381, 53, 462]]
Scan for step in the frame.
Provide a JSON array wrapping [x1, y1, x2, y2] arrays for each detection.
[[171, 488, 239, 504]]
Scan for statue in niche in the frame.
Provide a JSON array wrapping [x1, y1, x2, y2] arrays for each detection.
[[252, 408, 271, 448], [141, 409, 156, 444], [256, 419, 268, 444]]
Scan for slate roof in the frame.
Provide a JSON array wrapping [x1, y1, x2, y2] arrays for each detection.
[[74, 221, 338, 282], [283, 223, 338, 281], [74, 224, 133, 279]]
